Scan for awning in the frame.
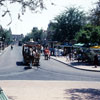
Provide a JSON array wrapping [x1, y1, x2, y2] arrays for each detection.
[[60, 44, 72, 48], [74, 43, 84, 47], [90, 45, 100, 49]]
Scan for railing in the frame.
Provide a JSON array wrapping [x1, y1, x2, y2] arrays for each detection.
[[0, 88, 9, 100]]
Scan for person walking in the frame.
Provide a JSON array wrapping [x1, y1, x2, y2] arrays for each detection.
[[69, 53, 72, 61], [11, 45, 13, 50], [44, 47, 50, 60], [94, 54, 98, 68]]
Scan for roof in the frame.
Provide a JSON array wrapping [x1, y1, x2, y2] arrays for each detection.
[[23, 42, 41, 48]]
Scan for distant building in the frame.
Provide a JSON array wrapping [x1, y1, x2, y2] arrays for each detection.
[[12, 34, 24, 42]]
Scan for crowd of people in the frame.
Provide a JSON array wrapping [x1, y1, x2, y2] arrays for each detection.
[[41, 46, 99, 68]]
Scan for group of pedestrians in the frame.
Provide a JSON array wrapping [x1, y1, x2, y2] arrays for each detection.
[[42, 46, 62, 60], [41, 46, 99, 68], [65, 50, 99, 68]]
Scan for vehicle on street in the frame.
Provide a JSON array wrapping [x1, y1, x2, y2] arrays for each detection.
[[22, 42, 41, 68], [18, 41, 23, 46]]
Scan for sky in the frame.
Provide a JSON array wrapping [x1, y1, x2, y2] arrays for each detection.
[[0, 0, 98, 35]]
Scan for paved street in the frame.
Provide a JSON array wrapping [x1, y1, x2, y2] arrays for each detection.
[[0, 45, 100, 81], [0, 45, 100, 100]]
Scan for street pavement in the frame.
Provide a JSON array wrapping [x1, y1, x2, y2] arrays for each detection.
[[2, 45, 100, 81], [0, 46, 100, 100], [1, 45, 100, 73], [51, 56, 100, 72]]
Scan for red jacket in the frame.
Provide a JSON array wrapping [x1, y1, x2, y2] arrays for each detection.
[[44, 49, 50, 55]]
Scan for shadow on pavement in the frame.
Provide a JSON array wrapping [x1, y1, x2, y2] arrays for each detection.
[[65, 88, 100, 100], [16, 61, 31, 70], [16, 61, 24, 66], [8, 96, 17, 100], [70, 62, 93, 66], [16, 61, 40, 70]]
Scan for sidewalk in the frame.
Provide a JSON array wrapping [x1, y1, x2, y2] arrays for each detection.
[[51, 56, 100, 72], [1, 81, 100, 100], [0, 46, 10, 56]]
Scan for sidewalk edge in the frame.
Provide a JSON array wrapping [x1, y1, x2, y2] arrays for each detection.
[[51, 57, 100, 72], [0, 46, 10, 56]]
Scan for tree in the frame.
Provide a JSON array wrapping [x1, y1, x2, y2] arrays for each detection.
[[0, 0, 45, 15], [90, 26, 100, 43], [47, 21, 57, 41], [31, 27, 42, 41], [22, 35, 30, 43], [0, 26, 4, 39], [90, 0, 100, 26], [0, 25, 12, 45], [23, 27, 45, 43], [47, 7, 86, 42], [4, 28, 13, 44], [0, 0, 52, 25], [75, 24, 100, 44]]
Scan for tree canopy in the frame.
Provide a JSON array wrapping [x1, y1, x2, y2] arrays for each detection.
[[90, 0, 100, 26], [0, 0, 49, 25], [0, 0, 45, 15], [75, 0, 100, 44], [75, 24, 100, 44], [22, 27, 46, 43], [47, 7, 87, 42], [0, 26, 12, 44]]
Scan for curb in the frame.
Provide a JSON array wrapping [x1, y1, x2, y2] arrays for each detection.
[[51, 57, 100, 72]]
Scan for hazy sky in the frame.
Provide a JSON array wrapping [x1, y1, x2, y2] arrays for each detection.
[[0, 0, 98, 35]]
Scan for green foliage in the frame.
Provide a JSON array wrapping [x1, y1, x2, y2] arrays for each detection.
[[23, 27, 46, 43], [0, 26, 12, 44], [47, 21, 57, 41], [22, 35, 30, 42], [0, 0, 45, 25], [47, 7, 86, 42], [75, 24, 100, 44], [4, 28, 12, 44], [90, 0, 100, 26]]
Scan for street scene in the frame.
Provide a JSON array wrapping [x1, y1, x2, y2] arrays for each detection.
[[0, 0, 100, 100], [0, 44, 100, 81], [0, 44, 100, 100]]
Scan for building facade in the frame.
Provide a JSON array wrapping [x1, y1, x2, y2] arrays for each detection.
[[12, 34, 24, 42]]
